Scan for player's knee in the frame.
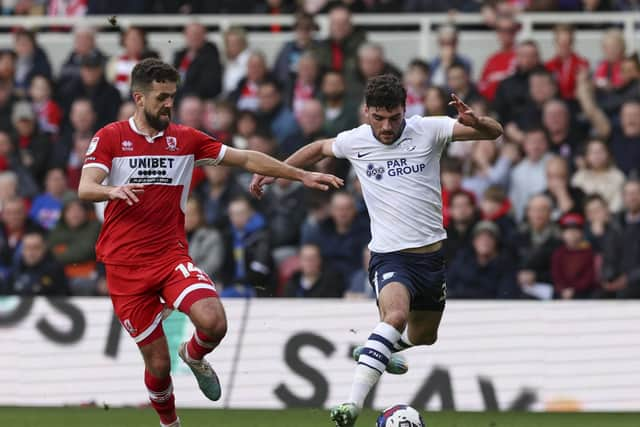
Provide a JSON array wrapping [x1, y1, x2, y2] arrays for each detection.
[[146, 355, 171, 378], [198, 313, 227, 342], [382, 310, 408, 331]]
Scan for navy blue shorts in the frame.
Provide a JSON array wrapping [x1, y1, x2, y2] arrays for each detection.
[[368, 248, 446, 312]]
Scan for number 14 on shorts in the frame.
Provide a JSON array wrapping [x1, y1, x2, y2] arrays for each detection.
[[175, 262, 211, 283]]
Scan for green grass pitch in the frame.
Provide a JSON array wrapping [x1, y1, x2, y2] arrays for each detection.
[[2, 407, 639, 427]]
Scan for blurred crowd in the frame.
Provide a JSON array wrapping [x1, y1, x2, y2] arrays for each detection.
[[3, 0, 640, 16], [0, 1, 639, 301]]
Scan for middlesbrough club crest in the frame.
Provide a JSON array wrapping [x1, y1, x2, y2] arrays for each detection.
[[165, 136, 178, 152]]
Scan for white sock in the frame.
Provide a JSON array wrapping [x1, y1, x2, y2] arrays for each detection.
[[393, 327, 414, 352], [348, 322, 401, 408]]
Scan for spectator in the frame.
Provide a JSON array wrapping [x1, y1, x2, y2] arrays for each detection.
[[314, 4, 366, 84], [404, 59, 430, 118], [0, 135, 38, 200], [462, 139, 515, 202], [59, 52, 121, 128], [551, 213, 598, 299], [48, 198, 101, 295], [302, 191, 370, 282], [261, 177, 308, 261], [494, 40, 543, 125], [321, 70, 360, 137], [509, 128, 552, 220], [429, 24, 472, 87], [256, 79, 301, 147], [173, 22, 223, 103], [7, 231, 69, 296], [601, 180, 640, 298], [0, 49, 16, 88], [480, 185, 517, 245], [282, 99, 326, 157], [229, 51, 270, 112], [58, 25, 105, 90], [404, 0, 480, 12], [273, 12, 320, 84], [0, 80, 15, 134], [584, 193, 618, 254], [222, 26, 251, 96], [545, 24, 589, 100], [286, 52, 321, 116], [0, 197, 44, 280], [344, 247, 374, 300], [424, 86, 449, 116], [541, 99, 586, 163], [204, 100, 236, 145], [447, 220, 518, 299], [446, 62, 481, 109], [53, 98, 96, 169], [194, 165, 245, 229], [543, 155, 586, 220], [284, 243, 345, 298], [233, 109, 258, 149], [177, 95, 205, 130], [48, 0, 89, 16], [594, 28, 626, 90], [608, 99, 640, 177], [29, 168, 74, 230], [518, 69, 559, 129], [351, 42, 401, 100], [13, 28, 52, 97], [571, 139, 625, 212], [597, 53, 640, 117], [29, 75, 62, 136], [441, 156, 474, 227], [12, 100, 52, 185], [117, 101, 136, 122], [106, 26, 157, 100], [66, 134, 90, 191], [254, 0, 296, 14], [223, 196, 274, 298], [478, 15, 518, 101], [443, 190, 480, 262], [514, 194, 561, 299], [185, 196, 225, 280]]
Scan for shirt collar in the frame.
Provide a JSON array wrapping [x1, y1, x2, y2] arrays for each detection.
[[128, 116, 165, 143]]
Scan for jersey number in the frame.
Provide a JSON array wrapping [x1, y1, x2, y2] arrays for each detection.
[[175, 262, 208, 281]]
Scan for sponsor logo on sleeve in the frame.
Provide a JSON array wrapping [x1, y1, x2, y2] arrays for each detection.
[[86, 137, 99, 155]]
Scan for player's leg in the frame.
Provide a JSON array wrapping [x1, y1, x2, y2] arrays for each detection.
[[140, 335, 180, 427], [405, 309, 443, 345], [332, 282, 410, 427], [163, 256, 225, 401]]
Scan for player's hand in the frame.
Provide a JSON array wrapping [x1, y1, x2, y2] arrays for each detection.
[[301, 171, 344, 191], [249, 174, 276, 199], [448, 93, 479, 128], [108, 184, 145, 206]]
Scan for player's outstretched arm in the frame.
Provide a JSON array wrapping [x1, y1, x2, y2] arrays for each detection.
[[78, 167, 145, 206], [448, 93, 503, 141], [248, 138, 337, 198], [222, 146, 343, 198]]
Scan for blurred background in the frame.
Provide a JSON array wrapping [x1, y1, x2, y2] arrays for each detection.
[[0, 0, 640, 424]]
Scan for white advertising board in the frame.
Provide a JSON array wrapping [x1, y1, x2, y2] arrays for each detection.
[[1, 298, 639, 412]]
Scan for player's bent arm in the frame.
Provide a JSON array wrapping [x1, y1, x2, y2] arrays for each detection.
[[284, 138, 337, 167], [453, 116, 503, 141]]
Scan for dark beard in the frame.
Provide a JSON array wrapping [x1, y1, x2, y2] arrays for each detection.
[[144, 108, 171, 132], [324, 92, 344, 103]]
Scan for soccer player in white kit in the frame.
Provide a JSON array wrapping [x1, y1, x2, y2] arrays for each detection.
[[250, 74, 503, 426]]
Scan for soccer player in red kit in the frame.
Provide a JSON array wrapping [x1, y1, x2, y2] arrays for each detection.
[[78, 58, 342, 427]]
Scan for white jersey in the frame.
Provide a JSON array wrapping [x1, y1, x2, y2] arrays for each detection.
[[333, 115, 457, 253]]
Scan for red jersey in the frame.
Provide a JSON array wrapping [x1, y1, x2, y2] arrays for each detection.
[[478, 50, 516, 101], [545, 53, 589, 99], [83, 118, 226, 266]]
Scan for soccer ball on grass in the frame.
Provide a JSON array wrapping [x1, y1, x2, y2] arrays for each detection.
[[376, 404, 425, 427]]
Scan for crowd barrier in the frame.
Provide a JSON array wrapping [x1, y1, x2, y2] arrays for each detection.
[[1, 297, 639, 411]]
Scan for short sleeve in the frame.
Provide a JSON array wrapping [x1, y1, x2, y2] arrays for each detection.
[[419, 116, 457, 151], [83, 126, 115, 174], [192, 129, 227, 166], [332, 128, 359, 159]]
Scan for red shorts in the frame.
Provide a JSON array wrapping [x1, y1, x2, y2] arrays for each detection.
[[106, 254, 218, 346]]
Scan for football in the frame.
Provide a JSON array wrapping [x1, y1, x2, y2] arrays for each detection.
[[376, 404, 425, 427]]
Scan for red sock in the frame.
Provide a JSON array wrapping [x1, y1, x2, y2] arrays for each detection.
[[186, 330, 219, 360], [144, 370, 177, 425]]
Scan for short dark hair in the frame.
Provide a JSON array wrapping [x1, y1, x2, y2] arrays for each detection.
[[441, 156, 464, 174], [408, 58, 431, 75], [130, 58, 179, 93], [365, 74, 406, 110]]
